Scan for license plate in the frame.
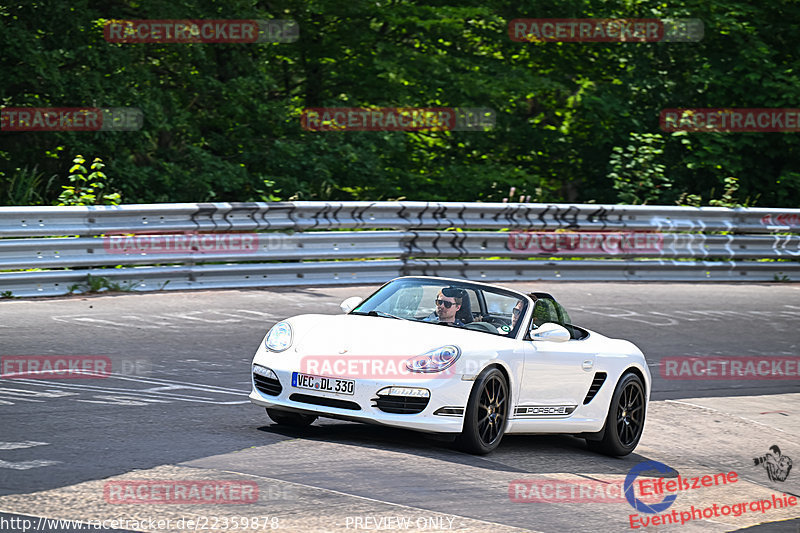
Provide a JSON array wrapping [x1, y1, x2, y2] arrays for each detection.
[[292, 372, 355, 395]]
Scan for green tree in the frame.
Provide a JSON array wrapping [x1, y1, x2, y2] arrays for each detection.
[[0, 0, 798, 207]]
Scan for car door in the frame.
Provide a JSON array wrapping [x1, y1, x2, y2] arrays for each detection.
[[517, 339, 597, 412], [514, 298, 597, 418]]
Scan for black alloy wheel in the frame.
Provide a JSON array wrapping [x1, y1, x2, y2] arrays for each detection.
[[617, 378, 645, 447], [587, 372, 645, 456], [456, 367, 509, 454]]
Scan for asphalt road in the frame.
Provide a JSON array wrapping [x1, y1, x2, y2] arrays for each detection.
[[0, 282, 798, 532]]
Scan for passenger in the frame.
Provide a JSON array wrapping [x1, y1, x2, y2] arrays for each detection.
[[511, 299, 525, 329]]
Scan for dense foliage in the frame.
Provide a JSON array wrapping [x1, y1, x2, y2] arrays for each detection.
[[1, 0, 799, 207]]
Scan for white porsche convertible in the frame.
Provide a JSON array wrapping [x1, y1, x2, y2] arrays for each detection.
[[249, 276, 650, 456]]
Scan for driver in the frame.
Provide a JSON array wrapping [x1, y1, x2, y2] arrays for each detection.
[[423, 287, 466, 326]]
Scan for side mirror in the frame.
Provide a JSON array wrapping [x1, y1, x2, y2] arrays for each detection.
[[340, 296, 363, 314], [530, 322, 570, 343]]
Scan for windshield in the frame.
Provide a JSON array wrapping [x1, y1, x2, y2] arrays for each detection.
[[352, 278, 528, 337]]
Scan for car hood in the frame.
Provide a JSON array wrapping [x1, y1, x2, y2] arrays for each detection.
[[286, 313, 499, 356]]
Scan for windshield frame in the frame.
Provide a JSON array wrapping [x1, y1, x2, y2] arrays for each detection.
[[351, 276, 533, 339]]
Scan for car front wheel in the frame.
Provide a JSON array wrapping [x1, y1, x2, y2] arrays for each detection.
[[455, 367, 509, 454], [587, 372, 645, 457], [266, 408, 317, 427]]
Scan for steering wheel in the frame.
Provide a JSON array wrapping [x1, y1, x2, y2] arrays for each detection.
[[464, 322, 499, 334], [483, 316, 511, 328]]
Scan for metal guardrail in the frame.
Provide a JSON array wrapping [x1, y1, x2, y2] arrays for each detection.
[[1, 202, 799, 297], [2, 202, 800, 236], [2, 232, 799, 270]]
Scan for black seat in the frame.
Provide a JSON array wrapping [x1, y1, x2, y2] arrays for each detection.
[[453, 289, 473, 324], [531, 297, 585, 339], [532, 299, 559, 327]]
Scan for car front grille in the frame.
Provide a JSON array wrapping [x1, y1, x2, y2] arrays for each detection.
[[289, 393, 361, 411], [372, 394, 430, 414], [253, 373, 282, 396]]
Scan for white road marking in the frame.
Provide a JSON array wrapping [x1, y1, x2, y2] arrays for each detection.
[[76, 395, 173, 406], [0, 388, 81, 406], [139, 385, 184, 393], [572, 306, 794, 326], [164, 311, 241, 323], [0, 389, 47, 403], [117, 315, 167, 328], [0, 459, 60, 470], [223, 309, 276, 318], [0, 441, 60, 470], [51, 309, 276, 329], [572, 306, 677, 326], [2, 375, 250, 406], [665, 399, 796, 436], [52, 317, 130, 327], [0, 441, 49, 451], [217, 468, 543, 533]]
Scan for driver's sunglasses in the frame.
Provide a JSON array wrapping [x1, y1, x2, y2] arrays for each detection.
[[512, 308, 522, 316], [435, 299, 456, 308]]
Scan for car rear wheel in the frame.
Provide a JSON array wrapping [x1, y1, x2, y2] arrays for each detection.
[[266, 408, 317, 427], [455, 367, 509, 454], [587, 373, 645, 457]]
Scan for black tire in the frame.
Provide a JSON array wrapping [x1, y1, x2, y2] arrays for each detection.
[[587, 373, 646, 457], [455, 367, 509, 454], [266, 408, 317, 427]]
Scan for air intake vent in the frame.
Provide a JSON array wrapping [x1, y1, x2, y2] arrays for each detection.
[[583, 372, 607, 405], [372, 395, 430, 414], [253, 373, 282, 396], [289, 393, 361, 411]]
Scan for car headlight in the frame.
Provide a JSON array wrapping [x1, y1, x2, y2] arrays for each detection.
[[405, 345, 461, 373], [265, 321, 292, 352]]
